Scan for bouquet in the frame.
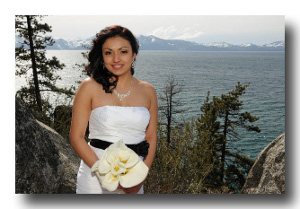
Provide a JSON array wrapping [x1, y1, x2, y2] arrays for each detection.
[[92, 139, 149, 192]]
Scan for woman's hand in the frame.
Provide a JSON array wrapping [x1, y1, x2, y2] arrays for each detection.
[[118, 182, 143, 194]]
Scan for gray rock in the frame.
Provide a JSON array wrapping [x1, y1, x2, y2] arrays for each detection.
[[15, 97, 80, 194], [241, 133, 285, 194]]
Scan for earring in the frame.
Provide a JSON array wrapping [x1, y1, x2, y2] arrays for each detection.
[[131, 60, 136, 69], [102, 62, 106, 69]]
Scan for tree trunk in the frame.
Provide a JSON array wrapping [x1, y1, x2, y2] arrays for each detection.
[[220, 111, 229, 183], [26, 15, 42, 112], [167, 85, 173, 144]]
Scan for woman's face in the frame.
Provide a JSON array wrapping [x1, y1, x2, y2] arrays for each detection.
[[102, 36, 136, 77]]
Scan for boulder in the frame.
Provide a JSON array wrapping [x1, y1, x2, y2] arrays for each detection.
[[241, 133, 285, 194], [15, 97, 80, 194]]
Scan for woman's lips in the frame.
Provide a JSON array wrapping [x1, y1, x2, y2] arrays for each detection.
[[112, 64, 123, 70]]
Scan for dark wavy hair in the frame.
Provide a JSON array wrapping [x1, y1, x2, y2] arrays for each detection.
[[86, 25, 139, 93]]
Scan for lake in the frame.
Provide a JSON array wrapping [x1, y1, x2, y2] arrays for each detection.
[[15, 50, 285, 160]]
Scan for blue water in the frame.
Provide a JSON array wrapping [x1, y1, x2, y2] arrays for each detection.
[[134, 51, 285, 160], [15, 50, 285, 160]]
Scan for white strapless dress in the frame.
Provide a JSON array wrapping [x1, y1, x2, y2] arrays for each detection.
[[76, 106, 151, 194]]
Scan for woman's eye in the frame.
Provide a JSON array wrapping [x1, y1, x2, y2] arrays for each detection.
[[104, 51, 111, 55], [121, 50, 128, 54]]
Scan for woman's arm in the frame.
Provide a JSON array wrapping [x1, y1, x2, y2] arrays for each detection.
[[69, 78, 99, 168], [143, 84, 158, 169], [121, 83, 158, 194]]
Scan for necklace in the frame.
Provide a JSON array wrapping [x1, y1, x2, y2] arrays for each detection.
[[114, 79, 132, 101]]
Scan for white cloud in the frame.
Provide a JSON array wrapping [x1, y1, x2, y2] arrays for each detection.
[[148, 24, 205, 40], [175, 26, 205, 40], [149, 25, 177, 39], [43, 15, 284, 44]]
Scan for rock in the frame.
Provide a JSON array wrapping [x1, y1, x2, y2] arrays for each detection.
[[15, 97, 80, 194], [241, 133, 285, 194]]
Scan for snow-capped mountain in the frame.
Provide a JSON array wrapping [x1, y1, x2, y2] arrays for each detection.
[[137, 37, 284, 51], [15, 35, 285, 51], [137, 35, 204, 51], [263, 41, 285, 48], [46, 38, 92, 50], [202, 42, 233, 48], [240, 43, 257, 47]]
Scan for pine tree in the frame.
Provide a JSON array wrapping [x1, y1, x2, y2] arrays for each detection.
[[195, 92, 223, 189], [217, 82, 260, 185], [15, 15, 74, 122], [198, 82, 260, 192]]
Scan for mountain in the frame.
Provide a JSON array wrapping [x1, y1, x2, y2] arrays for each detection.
[[263, 41, 284, 48], [137, 35, 207, 51], [15, 35, 285, 51], [46, 38, 91, 50], [126, 35, 284, 51]]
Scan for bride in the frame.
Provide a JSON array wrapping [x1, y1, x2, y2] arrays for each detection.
[[69, 25, 157, 194]]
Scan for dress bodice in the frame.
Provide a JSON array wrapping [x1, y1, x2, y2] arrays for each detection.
[[88, 106, 150, 145]]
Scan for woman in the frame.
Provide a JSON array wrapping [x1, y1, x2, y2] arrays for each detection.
[[69, 25, 158, 194]]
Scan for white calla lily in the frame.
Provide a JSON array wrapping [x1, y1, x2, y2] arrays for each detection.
[[121, 150, 139, 168], [97, 152, 110, 174], [118, 149, 131, 162], [106, 150, 119, 164], [94, 139, 149, 192], [110, 160, 127, 176], [102, 172, 119, 192], [119, 160, 149, 188]]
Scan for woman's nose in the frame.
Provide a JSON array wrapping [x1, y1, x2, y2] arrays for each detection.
[[113, 53, 120, 62]]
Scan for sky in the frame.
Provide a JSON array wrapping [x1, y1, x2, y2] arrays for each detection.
[[43, 15, 285, 45]]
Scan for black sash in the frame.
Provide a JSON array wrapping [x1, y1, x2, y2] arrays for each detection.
[[90, 139, 149, 157]]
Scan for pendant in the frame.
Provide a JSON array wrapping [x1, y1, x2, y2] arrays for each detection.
[[114, 89, 131, 101], [114, 79, 133, 101]]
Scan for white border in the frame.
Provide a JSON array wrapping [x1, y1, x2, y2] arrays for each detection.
[[2, 0, 299, 208]]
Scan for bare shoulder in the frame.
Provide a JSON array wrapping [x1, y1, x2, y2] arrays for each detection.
[[135, 78, 156, 95], [77, 77, 102, 94], [80, 77, 98, 88], [135, 79, 157, 111]]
